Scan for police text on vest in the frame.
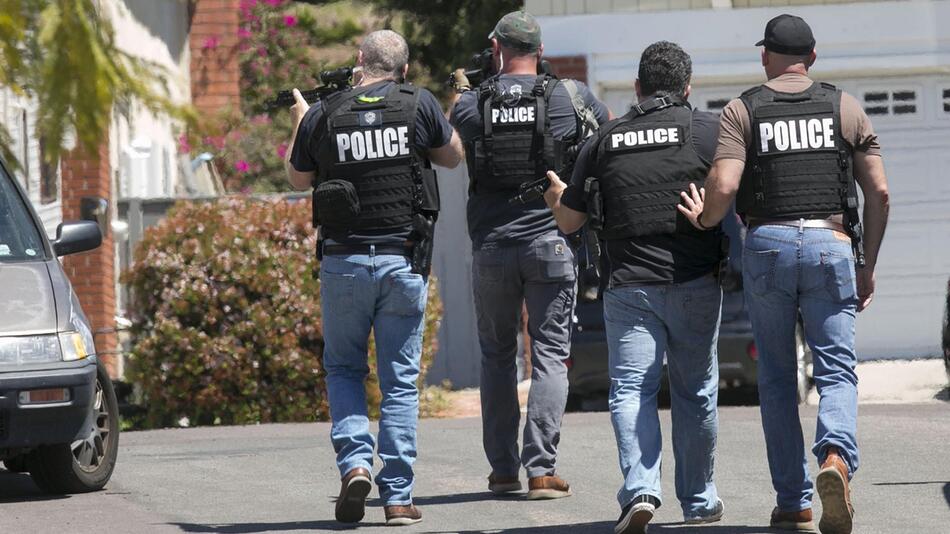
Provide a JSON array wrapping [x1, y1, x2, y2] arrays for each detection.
[[492, 106, 535, 124], [336, 127, 410, 162], [610, 127, 680, 149], [759, 118, 835, 153]]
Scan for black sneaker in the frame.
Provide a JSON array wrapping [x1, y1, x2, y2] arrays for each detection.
[[615, 495, 659, 534]]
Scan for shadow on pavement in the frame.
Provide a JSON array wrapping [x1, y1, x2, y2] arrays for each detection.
[[367, 491, 523, 507], [426, 524, 775, 533], [945, 483, 950, 509], [172, 521, 387, 532], [651, 524, 783, 533], [0, 470, 70, 503]]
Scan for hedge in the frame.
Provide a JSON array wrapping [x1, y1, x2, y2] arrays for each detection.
[[123, 197, 442, 428]]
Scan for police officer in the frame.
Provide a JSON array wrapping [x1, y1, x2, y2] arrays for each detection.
[[678, 15, 889, 534], [449, 10, 610, 499], [545, 41, 725, 533], [285, 30, 463, 527]]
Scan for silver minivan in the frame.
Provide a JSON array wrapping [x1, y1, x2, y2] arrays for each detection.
[[0, 157, 119, 493]]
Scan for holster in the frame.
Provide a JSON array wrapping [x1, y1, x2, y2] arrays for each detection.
[[410, 213, 436, 277], [585, 177, 604, 232]]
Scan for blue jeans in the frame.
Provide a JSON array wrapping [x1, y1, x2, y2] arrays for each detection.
[[742, 224, 859, 513], [320, 252, 428, 506], [603, 274, 722, 518]]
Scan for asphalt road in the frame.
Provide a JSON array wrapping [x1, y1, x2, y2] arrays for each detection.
[[1, 404, 948, 534]]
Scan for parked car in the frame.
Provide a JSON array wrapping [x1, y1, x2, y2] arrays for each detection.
[[0, 157, 119, 493], [567, 214, 813, 407]]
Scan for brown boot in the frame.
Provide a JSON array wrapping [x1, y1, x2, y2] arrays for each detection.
[[335, 467, 372, 523], [817, 448, 854, 534], [526, 475, 572, 500], [384, 504, 423, 526], [770, 507, 815, 531], [488, 473, 522, 494]]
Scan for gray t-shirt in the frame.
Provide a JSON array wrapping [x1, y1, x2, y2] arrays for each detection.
[[451, 75, 610, 249]]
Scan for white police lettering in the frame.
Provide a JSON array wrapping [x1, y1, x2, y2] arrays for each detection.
[[609, 127, 680, 149], [491, 106, 536, 125], [336, 126, 410, 162], [759, 118, 835, 153]]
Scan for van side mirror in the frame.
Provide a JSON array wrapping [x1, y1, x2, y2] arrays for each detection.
[[53, 221, 102, 256]]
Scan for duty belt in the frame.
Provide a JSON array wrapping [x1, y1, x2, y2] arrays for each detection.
[[748, 218, 846, 233], [322, 243, 414, 257]]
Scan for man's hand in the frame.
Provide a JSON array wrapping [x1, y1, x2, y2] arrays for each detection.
[[856, 267, 875, 312], [543, 170, 567, 210], [677, 183, 707, 230], [450, 68, 471, 93], [290, 88, 310, 127]]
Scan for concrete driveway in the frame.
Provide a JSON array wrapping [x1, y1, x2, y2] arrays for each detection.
[[2, 402, 948, 533]]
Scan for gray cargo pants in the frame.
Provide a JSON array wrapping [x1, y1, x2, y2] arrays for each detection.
[[472, 231, 576, 478]]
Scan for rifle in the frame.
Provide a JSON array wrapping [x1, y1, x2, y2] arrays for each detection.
[[264, 67, 354, 111], [446, 50, 555, 89]]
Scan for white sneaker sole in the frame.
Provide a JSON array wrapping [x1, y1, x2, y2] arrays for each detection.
[[386, 516, 423, 526], [615, 504, 654, 534], [526, 488, 572, 500]]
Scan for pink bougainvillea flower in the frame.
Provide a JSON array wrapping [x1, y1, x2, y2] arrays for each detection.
[[277, 143, 288, 158], [237, 27, 252, 39], [283, 15, 297, 27], [235, 160, 251, 173], [239, 0, 257, 10], [202, 35, 220, 50], [177, 133, 191, 154], [264, 0, 283, 6]]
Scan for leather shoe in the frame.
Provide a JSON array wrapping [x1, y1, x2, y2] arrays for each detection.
[[384, 504, 423, 526], [335, 467, 372, 523], [817, 447, 854, 534], [527, 475, 572, 500], [770, 507, 815, 531], [488, 473, 522, 494]]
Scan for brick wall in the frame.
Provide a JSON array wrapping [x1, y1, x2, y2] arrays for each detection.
[[189, 0, 241, 115], [60, 142, 118, 377], [546, 55, 588, 83]]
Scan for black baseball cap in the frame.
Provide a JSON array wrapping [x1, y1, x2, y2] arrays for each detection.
[[489, 11, 542, 52], [756, 14, 816, 55]]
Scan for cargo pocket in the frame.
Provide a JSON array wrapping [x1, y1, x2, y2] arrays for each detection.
[[384, 272, 428, 317], [533, 236, 576, 282], [319, 271, 355, 313], [743, 249, 779, 297], [821, 251, 857, 303]]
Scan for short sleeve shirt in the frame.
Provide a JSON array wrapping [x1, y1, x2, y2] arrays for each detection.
[[290, 80, 454, 245], [714, 73, 881, 163], [451, 75, 611, 249], [562, 106, 724, 287]]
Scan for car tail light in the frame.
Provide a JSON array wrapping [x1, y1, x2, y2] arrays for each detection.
[[747, 341, 758, 361], [564, 357, 573, 370], [18, 388, 70, 405]]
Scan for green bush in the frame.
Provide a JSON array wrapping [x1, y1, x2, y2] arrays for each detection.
[[123, 197, 442, 428]]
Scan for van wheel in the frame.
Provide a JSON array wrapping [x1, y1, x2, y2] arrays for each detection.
[[28, 360, 119, 494], [796, 323, 813, 405]]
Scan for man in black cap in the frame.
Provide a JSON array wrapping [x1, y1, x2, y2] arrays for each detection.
[[449, 10, 610, 500], [678, 14, 890, 534]]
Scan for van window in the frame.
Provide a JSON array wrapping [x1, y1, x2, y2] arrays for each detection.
[[0, 164, 46, 262]]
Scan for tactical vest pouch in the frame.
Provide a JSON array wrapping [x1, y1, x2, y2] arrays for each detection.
[[585, 176, 604, 232], [314, 179, 360, 228], [418, 168, 440, 213]]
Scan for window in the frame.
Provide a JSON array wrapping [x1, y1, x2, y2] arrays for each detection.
[[705, 98, 731, 113], [863, 89, 918, 116], [39, 138, 58, 204], [0, 162, 46, 262]]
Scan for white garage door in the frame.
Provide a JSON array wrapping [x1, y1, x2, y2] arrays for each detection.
[[602, 76, 950, 359]]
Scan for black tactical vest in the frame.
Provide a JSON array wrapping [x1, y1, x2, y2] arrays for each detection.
[[466, 74, 565, 194], [312, 83, 437, 234], [738, 82, 853, 219], [592, 97, 711, 240]]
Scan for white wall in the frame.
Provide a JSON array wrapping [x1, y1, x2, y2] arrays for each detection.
[[538, 1, 950, 359]]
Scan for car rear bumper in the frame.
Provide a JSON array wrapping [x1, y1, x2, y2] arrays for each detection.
[[0, 361, 97, 449]]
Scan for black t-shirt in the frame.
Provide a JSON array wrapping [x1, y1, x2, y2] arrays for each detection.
[[562, 107, 723, 287], [290, 80, 454, 245], [451, 75, 610, 249]]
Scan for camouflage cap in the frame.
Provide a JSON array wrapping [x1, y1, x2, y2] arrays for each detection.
[[489, 10, 542, 52]]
